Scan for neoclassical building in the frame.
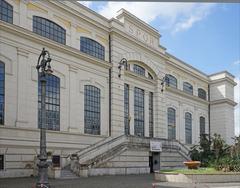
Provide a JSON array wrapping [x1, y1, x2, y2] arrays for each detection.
[[0, 0, 237, 178]]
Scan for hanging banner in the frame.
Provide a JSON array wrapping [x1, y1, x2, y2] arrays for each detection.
[[150, 141, 162, 152]]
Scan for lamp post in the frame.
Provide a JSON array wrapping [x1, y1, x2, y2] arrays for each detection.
[[36, 48, 53, 188]]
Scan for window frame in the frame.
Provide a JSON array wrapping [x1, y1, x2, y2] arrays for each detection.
[[166, 74, 177, 88], [183, 82, 193, 95], [84, 85, 101, 135], [80, 37, 105, 60], [185, 112, 192, 144], [38, 74, 60, 131], [134, 87, 145, 137], [198, 88, 207, 100], [124, 83, 130, 135], [200, 116, 206, 135], [149, 92, 154, 138], [0, 61, 5, 125], [167, 107, 176, 140], [0, 0, 13, 24], [33, 16, 66, 44], [133, 64, 145, 77]]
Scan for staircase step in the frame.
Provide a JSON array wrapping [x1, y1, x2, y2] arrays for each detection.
[[60, 170, 79, 179]]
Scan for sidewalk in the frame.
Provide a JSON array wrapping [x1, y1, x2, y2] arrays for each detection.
[[153, 182, 240, 188]]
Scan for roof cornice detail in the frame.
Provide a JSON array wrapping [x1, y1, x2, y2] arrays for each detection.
[[210, 99, 238, 106]]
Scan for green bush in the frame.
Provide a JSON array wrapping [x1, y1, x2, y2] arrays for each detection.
[[189, 134, 240, 171]]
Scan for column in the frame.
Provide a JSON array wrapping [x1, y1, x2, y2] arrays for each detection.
[[144, 91, 149, 137], [16, 48, 29, 128], [68, 65, 78, 132], [129, 85, 134, 135]]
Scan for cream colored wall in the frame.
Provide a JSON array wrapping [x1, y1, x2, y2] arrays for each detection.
[[0, 0, 237, 178]]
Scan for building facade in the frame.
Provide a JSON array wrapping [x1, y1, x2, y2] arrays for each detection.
[[0, 0, 237, 178]]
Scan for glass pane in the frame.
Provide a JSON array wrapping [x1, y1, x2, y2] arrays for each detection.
[[33, 16, 66, 44], [80, 37, 105, 60], [0, 0, 13, 24], [84, 85, 101, 135], [38, 75, 60, 131], [134, 87, 144, 137], [133, 65, 145, 76]]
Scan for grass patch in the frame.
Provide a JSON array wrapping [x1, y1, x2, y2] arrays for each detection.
[[160, 168, 221, 174]]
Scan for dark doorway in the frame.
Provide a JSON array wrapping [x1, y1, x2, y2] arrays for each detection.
[[149, 156, 153, 173], [149, 152, 160, 173]]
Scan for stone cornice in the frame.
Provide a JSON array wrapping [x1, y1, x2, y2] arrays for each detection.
[[0, 21, 112, 70], [210, 99, 238, 107], [166, 60, 209, 83], [125, 70, 157, 85], [209, 77, 237, 86], [166, 86, 209, 105], [110, 28, 169, 61], [116, 9, 160, 37]]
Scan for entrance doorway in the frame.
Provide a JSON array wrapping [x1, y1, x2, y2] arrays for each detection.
[[149, 152, 160, 173]]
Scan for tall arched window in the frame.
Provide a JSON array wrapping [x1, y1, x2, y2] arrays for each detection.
[[0, 0, 13, 23], [149, 92, 154, 137], [38, 75, 60, 131], [124, 84, 129, 135], [33, 16, 66, 44], [133, 64, 145, 76], [134, 87, 144, 137], [168, 108, 176, 140], [198, 88, 206, 100], [200, 116, 205, 135], [84, 85, 101, 135], [185, 112, 192, 144], [166, 74, 177, 88], [0, 62, 5, 125], [183, 82, 193, 95], [80, 37, 105, 60]]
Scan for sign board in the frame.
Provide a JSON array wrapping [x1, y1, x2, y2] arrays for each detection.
[[150, 141, 162, 152]]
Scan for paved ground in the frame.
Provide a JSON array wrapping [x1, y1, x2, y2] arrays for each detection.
[[1, 174, 240, 188], [1, 174, 158, 188]]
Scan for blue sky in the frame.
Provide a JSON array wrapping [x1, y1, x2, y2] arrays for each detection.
[[80, 2, 240, 135]]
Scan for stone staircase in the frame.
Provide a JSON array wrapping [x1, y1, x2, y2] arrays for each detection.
[[69, 135, 190, 177], [60, 165, 79, 179]]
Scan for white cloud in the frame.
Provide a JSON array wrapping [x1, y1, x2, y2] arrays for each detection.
[[235, 77, 240, 136], [97, 2, 214, 33], [233, 60, 240, 65], [78, 1, 92, 8]]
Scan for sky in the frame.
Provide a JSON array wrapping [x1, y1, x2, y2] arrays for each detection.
[[79, 1, 240, 136]]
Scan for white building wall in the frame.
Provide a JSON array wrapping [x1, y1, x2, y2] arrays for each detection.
[[0, 0, 237, 178]]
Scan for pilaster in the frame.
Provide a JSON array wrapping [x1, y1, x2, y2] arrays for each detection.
[[15, 48, 29, 128], [68, 65, 79, 133]]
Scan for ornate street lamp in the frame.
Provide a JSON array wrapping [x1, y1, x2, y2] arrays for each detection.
[[36, 48, 53, 188], [118, 58, 128, 78]]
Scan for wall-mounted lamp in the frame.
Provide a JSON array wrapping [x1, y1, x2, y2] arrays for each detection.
[[161, 75, 167, 92], [118, 58, 128, 78]]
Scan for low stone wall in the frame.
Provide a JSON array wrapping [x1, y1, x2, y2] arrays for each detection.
[[155, 172, 240, 183], [78, 167, 150, 177]]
